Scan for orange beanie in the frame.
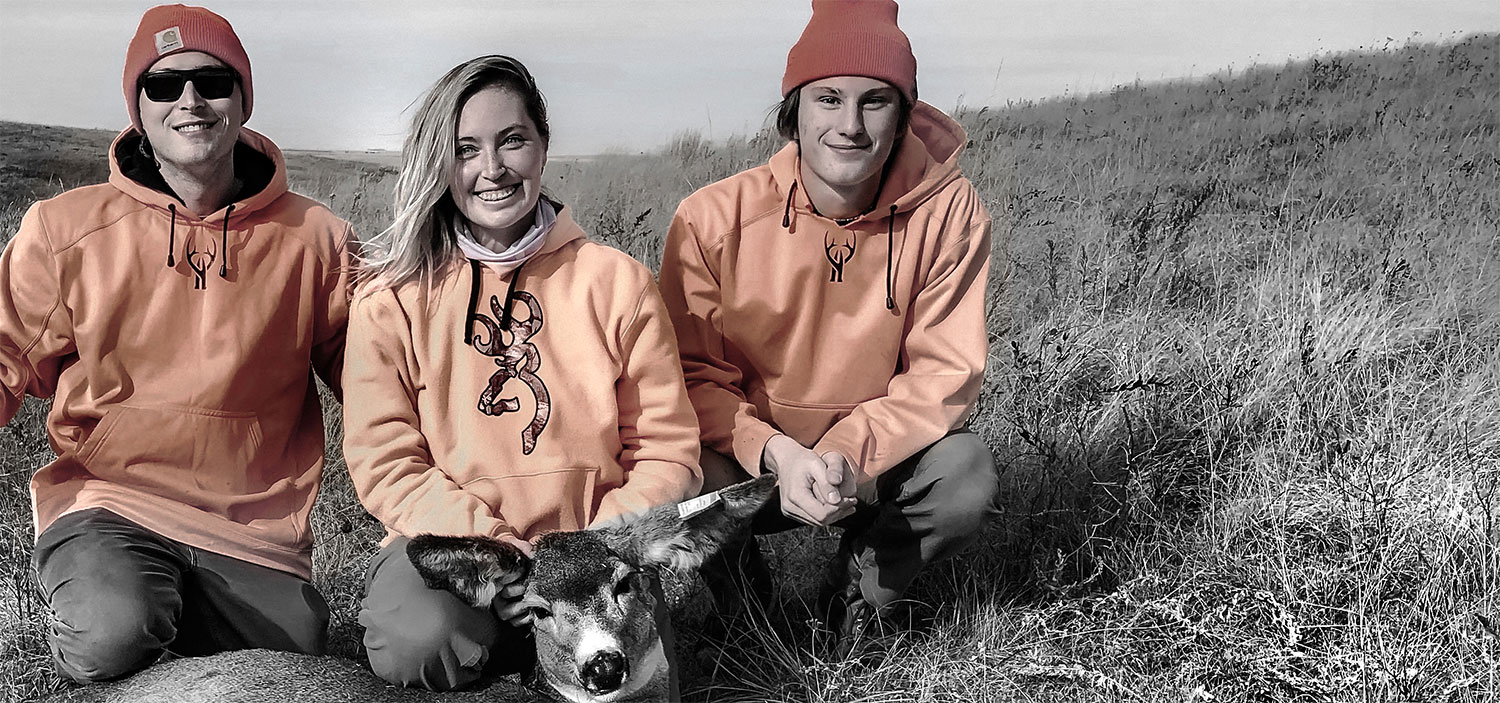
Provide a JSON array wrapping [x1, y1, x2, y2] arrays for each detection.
[[123, 4, 252, 132], [782, 0, 917, 101]]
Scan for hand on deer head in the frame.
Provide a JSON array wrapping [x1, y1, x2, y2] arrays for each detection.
[[406, 474, 777, 702]]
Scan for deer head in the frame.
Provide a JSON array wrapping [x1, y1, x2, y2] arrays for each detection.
[[407, 474, 776, 703]]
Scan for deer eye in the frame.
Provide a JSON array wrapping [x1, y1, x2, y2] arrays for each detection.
[[528, 604, 553, 620], [612, 570, 646, 601]]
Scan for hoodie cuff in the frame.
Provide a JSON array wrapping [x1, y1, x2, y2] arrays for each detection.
[[478, 515, 515, 541]]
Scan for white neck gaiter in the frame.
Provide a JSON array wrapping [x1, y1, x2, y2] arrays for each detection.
[[455, 198, 557, 276]]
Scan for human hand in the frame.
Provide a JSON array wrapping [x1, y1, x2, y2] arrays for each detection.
[[819, 451, 860, 524], [499, 533, 534, 558], [491, 534, 534, 626], [764, 435, 857, 527], [492, 579, 533, 627]]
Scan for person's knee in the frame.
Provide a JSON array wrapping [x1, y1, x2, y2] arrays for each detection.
[[50, 595, 172, 682], [365, 622, 490, 691], [284, 582, 331, 655], [921, 434, 999, 534], [362, 590, 495, 690]]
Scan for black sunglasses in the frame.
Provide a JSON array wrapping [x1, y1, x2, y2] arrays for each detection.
[[139, 68, 238, 102]]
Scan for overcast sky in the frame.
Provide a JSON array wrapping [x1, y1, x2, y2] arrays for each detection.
[[1, 1, 1496, 155]]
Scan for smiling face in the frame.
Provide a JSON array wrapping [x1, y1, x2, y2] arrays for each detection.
[[450, 85, 548, 250], [137, 51, 243, 177], [794, 76, 903, 217]]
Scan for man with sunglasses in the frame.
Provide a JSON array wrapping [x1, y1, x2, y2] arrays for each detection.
[[0, 5, 350, 682]]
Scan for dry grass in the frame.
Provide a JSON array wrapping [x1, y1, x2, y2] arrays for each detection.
[[3, 33, 1499, 702]]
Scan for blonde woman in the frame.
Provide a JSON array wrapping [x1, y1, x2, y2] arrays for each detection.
[[343, 55, 700, 692]]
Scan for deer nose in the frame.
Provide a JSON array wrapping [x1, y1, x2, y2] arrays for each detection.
[[580, 649, 628, 694]]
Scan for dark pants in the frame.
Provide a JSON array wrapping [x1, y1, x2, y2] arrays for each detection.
[[32, 508, 329, 683], [701, 430, 999, 608], [359, 536, 535, 692]]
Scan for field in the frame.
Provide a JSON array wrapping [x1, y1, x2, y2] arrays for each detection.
[[2, 33, 1498, 702]]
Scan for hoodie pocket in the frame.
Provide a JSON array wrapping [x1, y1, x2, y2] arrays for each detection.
[[754, 390, 858, 447], [461, 466, 599, 539], [77, 404, 267, 506]]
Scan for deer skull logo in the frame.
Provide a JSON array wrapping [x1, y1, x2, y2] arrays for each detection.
[[824, 231, 857, 283]]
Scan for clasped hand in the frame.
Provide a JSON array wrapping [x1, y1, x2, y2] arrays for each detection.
[[763, 434, 859, 527]]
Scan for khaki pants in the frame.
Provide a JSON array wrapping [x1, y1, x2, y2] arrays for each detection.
[[700, 430, 999, 608], [33, 508, 329, 683]]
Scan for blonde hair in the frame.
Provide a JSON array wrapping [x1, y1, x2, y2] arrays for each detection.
[[358, 55, 550, 294]]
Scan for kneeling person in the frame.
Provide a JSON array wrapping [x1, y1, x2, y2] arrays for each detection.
[[4, 4, 352, 683], [343, 55, 701, 693], [658, 0, 999, 643]]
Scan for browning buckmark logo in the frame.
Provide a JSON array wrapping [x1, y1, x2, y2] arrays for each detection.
[[470, 291, 551, 454]]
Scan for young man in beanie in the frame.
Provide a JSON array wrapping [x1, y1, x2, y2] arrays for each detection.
[[0, 4, 351, 682], [658, 0, 999, 649]]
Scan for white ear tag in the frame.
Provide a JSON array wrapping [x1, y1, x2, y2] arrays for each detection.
[[677, 491, 722, 520]]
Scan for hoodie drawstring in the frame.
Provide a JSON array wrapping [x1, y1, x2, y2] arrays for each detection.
[[886, 205, 897, 311], [219, 204, 234, 278], [784, 175, 896, 311], [782, 181, 798, 229], [166, 204, 178, 267], [464, 259, 482, 345], [500, 260, 524, 329], [165, 204, 234, 284], [463, 258, 527, 346]]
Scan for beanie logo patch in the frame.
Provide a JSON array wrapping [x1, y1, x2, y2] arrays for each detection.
[[154, 27, 183, 55]]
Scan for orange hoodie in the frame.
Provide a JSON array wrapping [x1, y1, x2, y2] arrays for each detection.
[[0, 128, 352, 579], [659, 102, 992, 484], [343, 208, 701, 544]]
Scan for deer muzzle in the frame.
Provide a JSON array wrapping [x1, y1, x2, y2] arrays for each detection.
[[580, 649, 628, 695]]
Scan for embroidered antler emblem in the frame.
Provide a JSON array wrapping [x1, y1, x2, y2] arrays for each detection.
[[824, 232, 857, 283], [183, 232, 217, 290], [470, 291, 551, 454]]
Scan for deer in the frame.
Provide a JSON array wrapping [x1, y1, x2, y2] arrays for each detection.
[[42, 474, 778, 703]]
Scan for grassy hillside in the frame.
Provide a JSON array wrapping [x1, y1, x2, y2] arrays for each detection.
[[3, 32, 1499, 702]]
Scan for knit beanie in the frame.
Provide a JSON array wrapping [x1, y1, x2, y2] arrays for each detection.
[[123, 4, 252, 132], [782, 0, 917, 101]]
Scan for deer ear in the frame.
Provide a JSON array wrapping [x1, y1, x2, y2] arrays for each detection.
[[599, 474, 777, 571], [406, 535, 531, 609]]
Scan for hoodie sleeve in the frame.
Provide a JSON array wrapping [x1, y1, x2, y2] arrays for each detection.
[[658, 204, 781, 475], [310, 222, 354, 401], [0, 205, 74, 424], [813, 199, 993, 482], [592, 276, 703, 525], [343, 290, 511, 539]]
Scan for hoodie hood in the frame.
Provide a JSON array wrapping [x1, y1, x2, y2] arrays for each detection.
[[769, 100, 967, 226], [108, 126, 289, 225]]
